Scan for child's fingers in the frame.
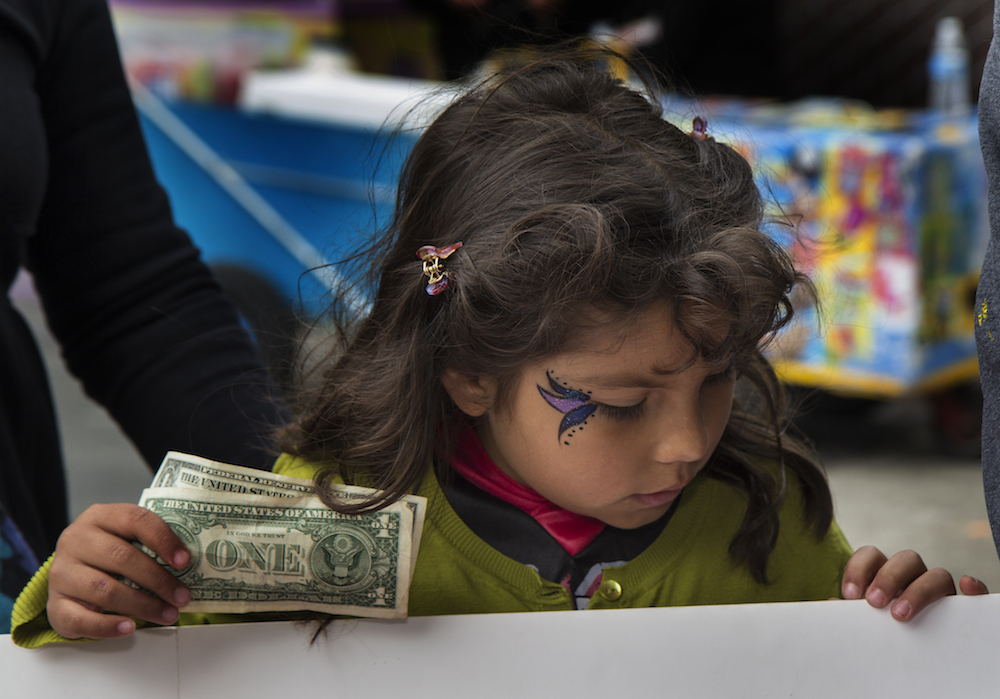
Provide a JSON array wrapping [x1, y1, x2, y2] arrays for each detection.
[[841, 545, 888, 599], [843, 548, 987, 623], [860, 549, 935, 607], [72, 503, 191, 571], [48, 503, 192, 632], [46, 595, 134, 640], [58, 504, 191, 601], [47, 582, 179, 640], [858, 550, 958, 622], [886, 568, 956, 621], [62, 527, 189, 606], [48, 547, 188, 630], [959, 575, 989, 595], [47, 549, 189, 640]]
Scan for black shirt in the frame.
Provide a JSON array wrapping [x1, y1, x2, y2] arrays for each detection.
[[0, 0, 288, 624]]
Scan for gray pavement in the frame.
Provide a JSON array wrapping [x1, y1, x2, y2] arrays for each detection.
[[803, 396, 1000, 591], [12, 287, 1000, 592]]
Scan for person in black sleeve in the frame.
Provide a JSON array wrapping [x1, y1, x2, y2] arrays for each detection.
[[0, 0, 288, 632]]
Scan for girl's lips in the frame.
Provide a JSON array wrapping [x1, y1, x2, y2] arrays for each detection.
[[631, 487, 683, 508]]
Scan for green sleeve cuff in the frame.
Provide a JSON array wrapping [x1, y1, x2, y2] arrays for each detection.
[[10, 553, 96, 649], [7, 554, 299, 647]]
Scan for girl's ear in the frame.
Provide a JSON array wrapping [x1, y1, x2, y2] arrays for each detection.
[[440, 367, 494, 417]]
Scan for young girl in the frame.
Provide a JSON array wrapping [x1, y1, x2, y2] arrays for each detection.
[[17, 51, 987, 645]]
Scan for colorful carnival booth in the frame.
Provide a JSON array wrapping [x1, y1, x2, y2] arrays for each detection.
[[137, 60, 987, 398]]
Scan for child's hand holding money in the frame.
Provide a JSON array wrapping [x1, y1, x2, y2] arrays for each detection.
[[47, 503, 192, 639]]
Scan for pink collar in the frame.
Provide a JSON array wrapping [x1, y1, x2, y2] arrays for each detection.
[[450, 428, 606, 555]]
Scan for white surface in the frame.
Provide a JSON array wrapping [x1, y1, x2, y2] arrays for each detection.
[[5, 626, 178, 699], [239, 67, 452, 130], [4, 596, 1000, 697]]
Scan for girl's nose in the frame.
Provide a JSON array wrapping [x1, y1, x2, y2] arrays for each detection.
[[650, 401, 711, 466]]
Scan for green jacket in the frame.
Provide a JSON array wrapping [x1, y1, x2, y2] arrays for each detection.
[[12, 454, 852, 647]]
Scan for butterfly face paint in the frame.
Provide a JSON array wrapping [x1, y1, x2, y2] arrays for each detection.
[[537, 371, 596, 444]]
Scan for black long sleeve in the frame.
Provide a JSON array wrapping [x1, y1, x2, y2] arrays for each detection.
[[0, 0, 289, 567]]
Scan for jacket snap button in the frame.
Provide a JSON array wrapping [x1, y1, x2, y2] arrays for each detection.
[[599, 580, 622, 601]]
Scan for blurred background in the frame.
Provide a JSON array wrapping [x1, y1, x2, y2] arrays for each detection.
[[13, 0, 1000, 588]]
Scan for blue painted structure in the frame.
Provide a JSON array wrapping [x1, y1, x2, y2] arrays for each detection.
[[137, 97, 413, 318]]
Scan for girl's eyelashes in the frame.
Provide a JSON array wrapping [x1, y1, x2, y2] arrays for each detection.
[[562, 359, 736, 426], [597, 398, 647, 422]]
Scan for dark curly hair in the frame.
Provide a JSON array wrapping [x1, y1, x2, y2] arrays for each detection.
[[280, 48, 831, 584]]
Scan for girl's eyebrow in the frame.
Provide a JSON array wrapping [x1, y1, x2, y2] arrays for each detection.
[[569, 367, 677, 389], [588, 375, 663, 389], [570, 359, 731, 389]]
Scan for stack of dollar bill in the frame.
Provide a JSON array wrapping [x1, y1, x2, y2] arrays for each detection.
[[137, 452, 426, 619]]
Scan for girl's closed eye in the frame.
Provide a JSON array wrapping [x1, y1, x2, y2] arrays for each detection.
[[597, 398, 647, 422]]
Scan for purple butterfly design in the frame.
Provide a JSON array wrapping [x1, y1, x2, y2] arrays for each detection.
[[537, 371, 597, 441]]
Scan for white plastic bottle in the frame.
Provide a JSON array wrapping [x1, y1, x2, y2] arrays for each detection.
[[928, 16, 970, 116]]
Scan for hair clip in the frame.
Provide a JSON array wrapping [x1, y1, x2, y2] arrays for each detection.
[[416, 241, 463, 296], [690, 116, 709, 140]]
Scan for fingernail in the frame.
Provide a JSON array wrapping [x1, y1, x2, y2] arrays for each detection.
[[117, 620, 135, 635], [892, 599, 912, 620], [172, 550, 190, 568], [174, 587, 191, 606], [843, 582, 860, 599], [162, 606, 179, 624], [867, 588, 886, 607]]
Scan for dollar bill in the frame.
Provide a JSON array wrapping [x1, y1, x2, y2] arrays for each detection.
[[151, 452, 314, 498], [138, 487, 413, 618], [151, 452, 426, 577]]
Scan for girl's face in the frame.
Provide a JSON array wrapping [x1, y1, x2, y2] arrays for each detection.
[[449, 304, 736, 529]]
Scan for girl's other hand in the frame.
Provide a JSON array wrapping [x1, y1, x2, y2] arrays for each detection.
[[47, 503, 191, 639], [841, 545, 989, 622]]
